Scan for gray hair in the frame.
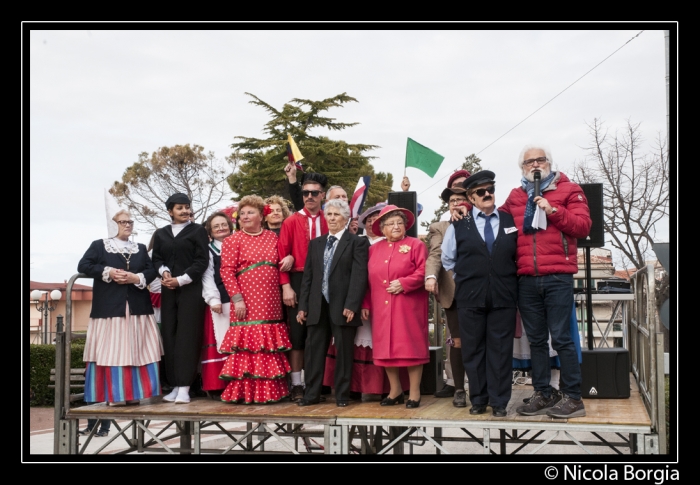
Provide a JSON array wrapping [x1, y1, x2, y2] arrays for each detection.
[[325, 199, 351, 220], [518, 144, 554, 169], [379, 211, 408, 230], [326, 185, 347, 200], [112, 209, 132, 222]]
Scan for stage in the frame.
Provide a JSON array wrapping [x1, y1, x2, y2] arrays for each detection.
[[60, 377, 654, 456]]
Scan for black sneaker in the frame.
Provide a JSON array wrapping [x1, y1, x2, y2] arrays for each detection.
[[546, 394, 586, 418], [516, 390, 562, 416], [78, 428, 93, 436]]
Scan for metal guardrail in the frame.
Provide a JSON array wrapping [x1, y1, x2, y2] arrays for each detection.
[[54, 273, 89, 454], [628, 264, 666, 454]]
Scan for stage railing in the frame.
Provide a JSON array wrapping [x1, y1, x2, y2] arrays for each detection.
[[628, 264, 666, 454]]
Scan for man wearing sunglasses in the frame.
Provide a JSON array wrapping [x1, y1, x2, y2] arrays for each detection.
[[441, 171, 518, 417], [500, 145, 592, 419], [278, 172, 329, 401]]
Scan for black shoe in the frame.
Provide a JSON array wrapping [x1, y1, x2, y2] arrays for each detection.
[[290, 385, 305, 402], [349, 391, 362, 401], [380, 393, 405, 406], [321, 385, 332, 395], [492, 406, 507, 417], [94, 430, 109, 437], [336, 401, 349, 407], [297, 397, 325, 406], [78, 428, 93, 436], [470, 404, 488, 415], [434, 383, 455, 398], [452, 390, 467, 408], [406, 399, 421, 409]]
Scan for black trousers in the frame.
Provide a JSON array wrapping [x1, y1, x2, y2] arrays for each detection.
[[458, 298, 516, 408], [286, 272, 307, 350], [303, 298, 357, 402], [161, 282, 205, 387]]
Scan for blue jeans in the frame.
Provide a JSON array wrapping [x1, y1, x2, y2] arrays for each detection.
[[87, 418, 111, 432], [518, 274, 581, 400]]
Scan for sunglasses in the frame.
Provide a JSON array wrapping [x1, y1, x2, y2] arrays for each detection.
[[474, 186, 495, 197], [302, 190, 322, 197], [116, 220, 135, 226]]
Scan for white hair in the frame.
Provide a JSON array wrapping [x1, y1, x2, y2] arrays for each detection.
[[325, 199, 351, 220], [518, 144, 555, 169]]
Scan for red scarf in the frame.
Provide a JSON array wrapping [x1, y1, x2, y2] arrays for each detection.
[[301, 207, 328, 240]]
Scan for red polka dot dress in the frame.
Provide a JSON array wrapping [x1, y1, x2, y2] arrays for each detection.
[[218, 229, 292, 404]]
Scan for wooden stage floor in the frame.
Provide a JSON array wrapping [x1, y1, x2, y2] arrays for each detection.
[[61, 375, 654, 455]]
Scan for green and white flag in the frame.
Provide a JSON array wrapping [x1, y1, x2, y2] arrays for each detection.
[[405, 138, 444, 178]]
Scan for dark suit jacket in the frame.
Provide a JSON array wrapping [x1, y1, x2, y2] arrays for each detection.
[[78, 239, 157, 318], [298, 231, 369, 327], [150, 223, 209, 282]]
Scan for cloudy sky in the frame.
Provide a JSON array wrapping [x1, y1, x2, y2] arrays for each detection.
[[27, 26, 674, 285]]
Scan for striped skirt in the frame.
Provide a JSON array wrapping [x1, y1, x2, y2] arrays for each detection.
[[84, 362, 161, 403]]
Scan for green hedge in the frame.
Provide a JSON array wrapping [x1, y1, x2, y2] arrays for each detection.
[[29, 341, 86, 407]]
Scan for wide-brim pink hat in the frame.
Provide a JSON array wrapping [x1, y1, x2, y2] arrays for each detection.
[[371, 204, 416, 237]]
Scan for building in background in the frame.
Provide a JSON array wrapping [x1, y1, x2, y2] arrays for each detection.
[[29, 281, 93, 345]]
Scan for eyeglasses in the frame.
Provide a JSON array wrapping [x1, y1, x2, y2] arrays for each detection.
[[116, 220, 134, 226], [522, 157, 548, 167], [449, 197, 467, 205], [474, 186, 495, 197], [302, 190, 322, 197]]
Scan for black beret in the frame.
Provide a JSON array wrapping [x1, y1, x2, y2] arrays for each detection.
[[462, 170, 496, 190], [301, 172, 328, 188], [165, 193, 191, 210]]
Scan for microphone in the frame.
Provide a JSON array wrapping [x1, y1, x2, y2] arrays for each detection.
[[533, 171, 541, 198]]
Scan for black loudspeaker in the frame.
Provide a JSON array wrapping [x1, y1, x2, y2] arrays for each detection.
[[578, 183, 604, 248], [420, 346, 442, 395], [580, 348, 630, 398], [387, 191, 417, 238]]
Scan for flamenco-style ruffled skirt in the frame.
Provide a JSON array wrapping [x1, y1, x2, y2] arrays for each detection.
[[219, 323, 291, 404]]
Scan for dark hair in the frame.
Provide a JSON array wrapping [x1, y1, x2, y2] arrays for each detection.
[[301, 172, 328, 189], [204, 211, 234, 237]]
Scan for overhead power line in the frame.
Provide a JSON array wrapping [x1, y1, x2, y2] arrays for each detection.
[[418, 30, 645, 196]]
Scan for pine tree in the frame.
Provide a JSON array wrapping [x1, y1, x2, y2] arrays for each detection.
[[420, 154, 484, 231], [228, 93, 393, 206]]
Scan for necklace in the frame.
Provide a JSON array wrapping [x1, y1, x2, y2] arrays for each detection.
[[241, 227, 263, 236], [113, 238, 133, 270]]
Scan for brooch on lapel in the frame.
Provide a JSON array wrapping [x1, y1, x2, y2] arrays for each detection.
[[399, 244, 411, 254]]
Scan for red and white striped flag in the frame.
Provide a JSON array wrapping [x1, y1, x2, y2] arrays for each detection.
[[349, 176, 371, 218]]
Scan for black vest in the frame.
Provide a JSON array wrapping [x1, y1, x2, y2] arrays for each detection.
[[453, 210, 518, 308], [209, 245, 231, 304]]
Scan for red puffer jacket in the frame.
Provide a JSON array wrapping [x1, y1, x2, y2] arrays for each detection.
[[499, 172, 592, 276]]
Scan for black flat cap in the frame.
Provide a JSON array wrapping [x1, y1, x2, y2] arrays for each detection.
[[301, 172, 328, 188], [462, 170, 496, 190], [165, 193, 191, 210]]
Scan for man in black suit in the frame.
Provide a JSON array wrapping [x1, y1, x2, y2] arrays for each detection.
[[296, 199, 369, 407]]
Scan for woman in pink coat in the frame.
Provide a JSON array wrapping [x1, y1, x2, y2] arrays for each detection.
[[361, 205, 429, 409]]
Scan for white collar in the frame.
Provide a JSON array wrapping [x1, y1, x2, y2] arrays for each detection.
[[328, 228, 345, 241]]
